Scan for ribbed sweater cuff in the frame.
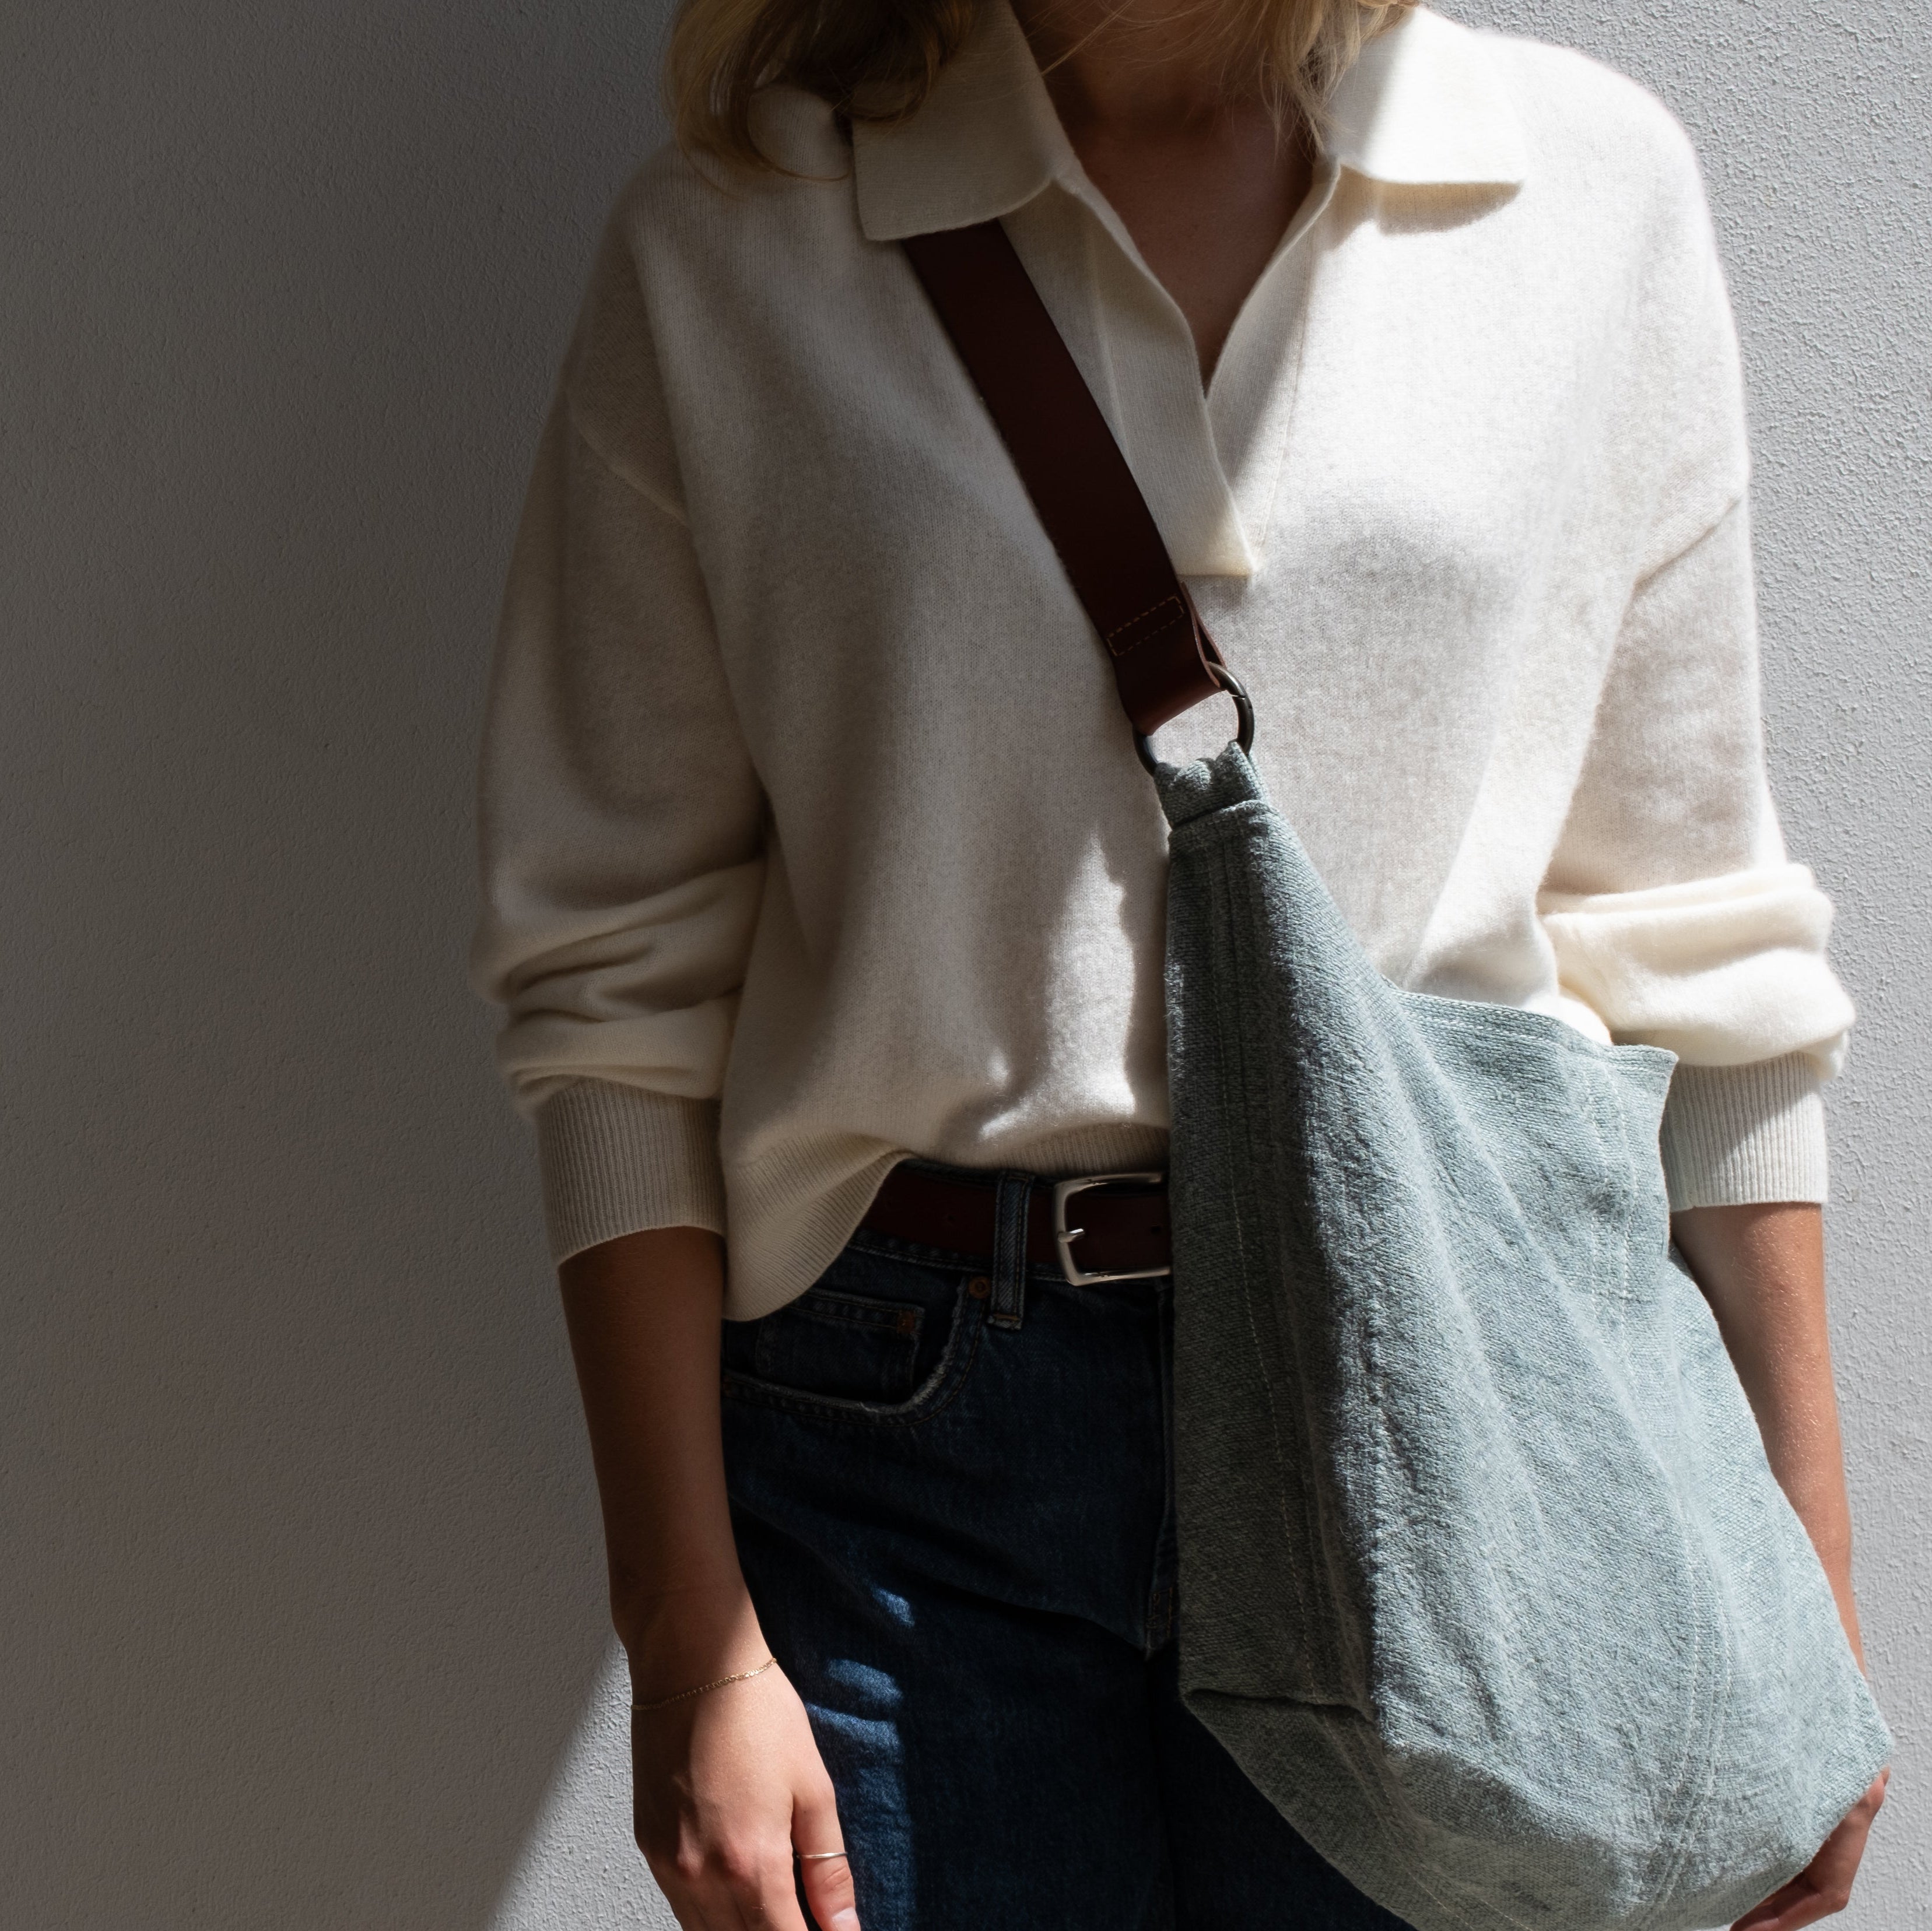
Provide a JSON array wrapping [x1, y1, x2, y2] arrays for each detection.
[[1659, 1054, 1829, 1210], [534, 1081, 727, 1265]]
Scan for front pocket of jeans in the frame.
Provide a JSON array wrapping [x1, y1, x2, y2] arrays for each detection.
[[741, 1287, 926, 1404]]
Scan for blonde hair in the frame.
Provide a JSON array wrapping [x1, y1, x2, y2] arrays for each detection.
[[669, 0, 1409, 171]]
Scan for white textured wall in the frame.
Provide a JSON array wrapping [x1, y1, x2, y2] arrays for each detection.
[[2, 3, 1923, 1926]]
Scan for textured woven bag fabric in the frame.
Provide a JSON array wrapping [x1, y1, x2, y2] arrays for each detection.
[[1157, 742, 1891, 1931]]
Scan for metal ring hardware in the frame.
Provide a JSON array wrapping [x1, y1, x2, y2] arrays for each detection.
[[1134, 664, 1256, 775]]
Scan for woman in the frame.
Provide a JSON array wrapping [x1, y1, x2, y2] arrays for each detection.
[[472, 0, 1887, 1924]]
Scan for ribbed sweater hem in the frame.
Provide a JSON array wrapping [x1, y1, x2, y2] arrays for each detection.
[[535, 1082, 727, 1264], [1660, 1053, 1829, 1209]]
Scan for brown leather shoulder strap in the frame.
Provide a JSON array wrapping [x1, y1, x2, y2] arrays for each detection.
[[902, 220, 1225, 737]]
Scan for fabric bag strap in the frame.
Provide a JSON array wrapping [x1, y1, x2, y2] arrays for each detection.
[[902, 220, 1240, 740]]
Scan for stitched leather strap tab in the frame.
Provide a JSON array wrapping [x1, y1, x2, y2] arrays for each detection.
[[902, 220, 1226, 736]]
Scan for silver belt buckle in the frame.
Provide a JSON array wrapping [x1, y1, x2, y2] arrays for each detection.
[[1052, 1171, 1170, 1287]]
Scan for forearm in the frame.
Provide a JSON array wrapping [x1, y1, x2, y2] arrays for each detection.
[[1671, 1202, 1863, 1664], [557, 1226, 766, 1690]]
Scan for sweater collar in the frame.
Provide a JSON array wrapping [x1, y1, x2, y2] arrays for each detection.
[[853, 1, 1528, 243]]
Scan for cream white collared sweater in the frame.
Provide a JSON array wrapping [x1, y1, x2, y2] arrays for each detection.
[[472, 3, 1853, 1319]]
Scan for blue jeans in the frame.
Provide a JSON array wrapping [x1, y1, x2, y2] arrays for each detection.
[[720, 1164, 1414, 1930]]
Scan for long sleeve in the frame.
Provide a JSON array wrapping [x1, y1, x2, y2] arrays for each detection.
[[470, 213, 766, 1261], [1538, 508, 1852, 1207], [1529, 136, 1852, 1212]]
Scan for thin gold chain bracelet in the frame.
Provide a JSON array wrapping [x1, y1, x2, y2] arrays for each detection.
[[630, 1655, 777, 1714]]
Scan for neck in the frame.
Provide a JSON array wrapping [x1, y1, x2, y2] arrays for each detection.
[[1004, 0, 1314, 382], [1009, 0, 1267, 132]]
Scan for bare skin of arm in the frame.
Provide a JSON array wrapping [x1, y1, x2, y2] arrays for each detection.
[[557, 1227, 861, 1931], [1672, 1203, 1887, 1930]]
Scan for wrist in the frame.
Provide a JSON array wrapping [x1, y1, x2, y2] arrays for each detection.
[[616, 1573, 770, 1701], [609, 1549, 744, 1631]]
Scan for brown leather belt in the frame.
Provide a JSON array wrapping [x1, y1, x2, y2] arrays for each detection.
[[860, 1162, 1172, 1286]]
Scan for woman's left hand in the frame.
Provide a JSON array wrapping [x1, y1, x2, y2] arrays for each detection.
[[1730, 1770, 1888, 1930]]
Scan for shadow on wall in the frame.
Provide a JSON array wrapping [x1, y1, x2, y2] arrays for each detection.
[[2, 3, 678, 1923], [8, 1, 1932, 1927]]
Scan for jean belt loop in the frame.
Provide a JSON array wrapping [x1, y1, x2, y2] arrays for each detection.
[[988, 1170, 1033, 1330]]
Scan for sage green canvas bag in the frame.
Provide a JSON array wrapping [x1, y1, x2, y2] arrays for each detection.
[[903, 220, 1889, 1931]]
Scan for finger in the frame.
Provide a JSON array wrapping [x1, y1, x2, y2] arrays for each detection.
[[648, 1839, 802, 1931], [1730, 1851, 1853, 1930], [1731, 1770, 1888, 1931], [647, 1856, 738, 1931], [719, 1847, 812, 1931], [1732, 1860, 1846, 1931], [798, 1848, 860, 1931], [1732, 1883, 1820, 1931], [794, 1780, 859, 1931]]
